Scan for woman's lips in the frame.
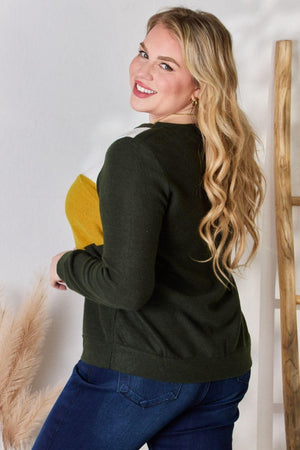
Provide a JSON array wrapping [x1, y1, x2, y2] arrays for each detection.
[[133, 81, 157, 98]]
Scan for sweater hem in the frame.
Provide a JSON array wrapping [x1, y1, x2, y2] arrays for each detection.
[[80, 336, 252, 383]]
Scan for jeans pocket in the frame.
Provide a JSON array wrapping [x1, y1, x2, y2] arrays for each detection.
[[117, 372, 182, 408]]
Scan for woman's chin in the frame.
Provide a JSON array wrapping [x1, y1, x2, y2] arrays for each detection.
[[130, 100, 148, 114]]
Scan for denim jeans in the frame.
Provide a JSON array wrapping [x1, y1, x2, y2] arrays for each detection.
[[32, 360, 250, 450]]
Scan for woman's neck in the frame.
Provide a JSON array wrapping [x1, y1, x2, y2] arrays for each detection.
[[150, 112, 197, 125]]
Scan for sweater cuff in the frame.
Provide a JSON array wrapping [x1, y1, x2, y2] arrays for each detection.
[[56, 250, 75, 281]]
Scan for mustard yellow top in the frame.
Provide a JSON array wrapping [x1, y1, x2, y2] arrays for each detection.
[[65, 174, 104, 249]]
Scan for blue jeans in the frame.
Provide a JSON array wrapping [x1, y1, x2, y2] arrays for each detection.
[[32, 360, 250, 450]]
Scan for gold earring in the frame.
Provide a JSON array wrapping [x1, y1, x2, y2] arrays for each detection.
[[192, 99, 199, 108]]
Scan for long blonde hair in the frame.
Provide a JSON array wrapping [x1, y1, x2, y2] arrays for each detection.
[[147, 7, 265, 285]]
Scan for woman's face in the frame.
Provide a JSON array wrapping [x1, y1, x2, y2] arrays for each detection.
[[129, 23, 199, 123]]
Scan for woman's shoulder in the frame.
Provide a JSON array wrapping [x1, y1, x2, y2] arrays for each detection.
[[105, 124, 161, 159], [83, 122, 202, 186], [111, 122, 201, 152]]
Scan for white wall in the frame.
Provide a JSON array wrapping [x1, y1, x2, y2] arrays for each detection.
[[0, 1, 299, 448]]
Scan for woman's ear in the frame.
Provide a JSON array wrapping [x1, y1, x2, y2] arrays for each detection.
[[192, 85, 200, 101]]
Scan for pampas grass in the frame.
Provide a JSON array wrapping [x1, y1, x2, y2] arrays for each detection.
[[0, 275, 63, 449]]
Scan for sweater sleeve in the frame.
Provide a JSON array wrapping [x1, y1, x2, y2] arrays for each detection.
[[56, 137, 169, 311]]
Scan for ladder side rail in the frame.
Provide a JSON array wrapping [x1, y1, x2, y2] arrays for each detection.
[[274, 39, 300, 449]]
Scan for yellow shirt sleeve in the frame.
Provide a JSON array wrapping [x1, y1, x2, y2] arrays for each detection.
[[65, 174, 104, 249]]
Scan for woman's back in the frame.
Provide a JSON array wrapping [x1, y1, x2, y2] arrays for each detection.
[[58, 122, 251, 383]]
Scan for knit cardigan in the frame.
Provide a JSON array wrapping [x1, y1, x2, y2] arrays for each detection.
[[57, 122, 251, 383]]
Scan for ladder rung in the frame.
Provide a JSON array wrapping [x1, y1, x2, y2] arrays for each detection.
[[292, 196, 300, 206], [274, 298, 300, 308]]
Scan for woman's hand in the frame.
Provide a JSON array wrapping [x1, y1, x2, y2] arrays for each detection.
[[50, 251, 69, 290]]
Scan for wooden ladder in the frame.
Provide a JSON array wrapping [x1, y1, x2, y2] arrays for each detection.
[[274, 39, 300, 449]]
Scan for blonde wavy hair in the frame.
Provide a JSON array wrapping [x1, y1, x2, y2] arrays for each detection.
[[147, 7, 265, 285]]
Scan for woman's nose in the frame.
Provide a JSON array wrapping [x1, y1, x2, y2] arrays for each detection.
[[135, 60, 154, 81]]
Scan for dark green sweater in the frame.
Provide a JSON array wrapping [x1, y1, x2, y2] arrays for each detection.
[[57, 122, 251, 383]]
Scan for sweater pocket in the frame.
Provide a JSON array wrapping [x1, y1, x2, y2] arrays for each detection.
[[117, 372, 182, 408]]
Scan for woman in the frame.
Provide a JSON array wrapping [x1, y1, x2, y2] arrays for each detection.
[[33, 7, 264, 450]]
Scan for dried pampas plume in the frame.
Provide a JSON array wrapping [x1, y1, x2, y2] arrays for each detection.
[[0, 275, 63, 449]]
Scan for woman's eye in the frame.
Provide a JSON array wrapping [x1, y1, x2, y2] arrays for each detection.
[[160, 63, 173, 72], [138, 50, 148, 59]]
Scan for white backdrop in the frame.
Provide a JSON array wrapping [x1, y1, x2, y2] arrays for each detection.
[[0, 1, 299, 449]]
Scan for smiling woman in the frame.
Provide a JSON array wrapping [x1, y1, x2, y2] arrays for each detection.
[[32, 6, 264, 450], [129, 24, 200, 123]]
